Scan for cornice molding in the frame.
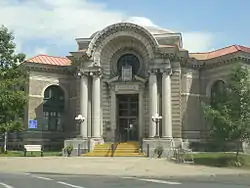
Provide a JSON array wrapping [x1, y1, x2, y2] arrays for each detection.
[[183, 53, 250, 70], [24, 62, 73, 74]]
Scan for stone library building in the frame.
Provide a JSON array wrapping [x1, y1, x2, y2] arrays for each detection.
[[16, 21, 250, 154]]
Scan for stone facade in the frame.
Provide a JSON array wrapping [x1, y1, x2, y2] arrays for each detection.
[[12, 22, 250, 151]]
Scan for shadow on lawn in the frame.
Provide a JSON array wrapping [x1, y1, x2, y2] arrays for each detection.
[[191, 153, 250, 168]]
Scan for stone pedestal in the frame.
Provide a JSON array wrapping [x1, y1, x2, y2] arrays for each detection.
[[64, 138, 90, 156], [142, 138, 182, 158], [64, 138, 104, 156]]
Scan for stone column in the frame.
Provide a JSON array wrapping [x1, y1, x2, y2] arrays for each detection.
[[110, 86, 116, 141], [139, 88, 144, 140], [79, 72, 88, 138], [87, 77, 92, 137], [162, 69, 172, 138], [148, 70, 158, 138], [92, 72, 101, 138]]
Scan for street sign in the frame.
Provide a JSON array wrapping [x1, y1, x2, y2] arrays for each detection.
[[28, 120, 38, 129]]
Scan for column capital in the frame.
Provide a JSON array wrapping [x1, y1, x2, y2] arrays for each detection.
[[76, 70, 88, 78], [160, 68, 172, 76], [148, 68, 158, 75], [91, 70, 102, 78]]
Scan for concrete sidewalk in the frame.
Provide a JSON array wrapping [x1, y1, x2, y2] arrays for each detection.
[[0, 157, 249, 177]]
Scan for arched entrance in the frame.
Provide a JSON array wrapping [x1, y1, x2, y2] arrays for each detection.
[[91, 23, 153, 142], [114, 54, 141, 142]]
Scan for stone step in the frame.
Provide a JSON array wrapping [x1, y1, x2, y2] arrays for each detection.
[[83, 152, 145, 157], [83, 141, 142, 157]]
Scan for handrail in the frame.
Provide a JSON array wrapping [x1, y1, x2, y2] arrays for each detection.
[[111, 129, 121, 157]]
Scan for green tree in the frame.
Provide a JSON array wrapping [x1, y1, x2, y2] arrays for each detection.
[[0, 25, 27, 152], [202, 64, 250, 165]]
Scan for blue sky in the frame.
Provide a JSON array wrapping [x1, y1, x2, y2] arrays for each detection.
[[99, 0, 250, 47], [1, 0, 250, 58]]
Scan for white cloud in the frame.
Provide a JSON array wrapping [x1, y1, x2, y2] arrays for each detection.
[[33, 47, 48, 55], [123, 17, 158, 27], [0, 0, 124, 57], [182, 32, 214, 52], [0, 0, 214, 57]]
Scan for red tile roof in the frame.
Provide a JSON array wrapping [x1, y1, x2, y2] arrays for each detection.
[[25, 54, 71, 66], [190, 45, 250, 60]]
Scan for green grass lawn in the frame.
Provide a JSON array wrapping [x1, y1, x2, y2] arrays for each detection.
[[0, 151, 61, 157], [187, 152, 250, 169]]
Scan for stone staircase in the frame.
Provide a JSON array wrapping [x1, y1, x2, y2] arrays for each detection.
[[83, 142, 145, 157]]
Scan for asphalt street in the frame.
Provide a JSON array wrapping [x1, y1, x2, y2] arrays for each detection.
[[0, 172, 250, 188]]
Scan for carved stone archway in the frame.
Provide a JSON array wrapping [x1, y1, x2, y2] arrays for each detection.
[[86, 22, 158, 65]]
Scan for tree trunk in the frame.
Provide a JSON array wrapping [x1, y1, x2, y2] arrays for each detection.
[[235, 140, 241, 167], [4, 131, 7, 153]]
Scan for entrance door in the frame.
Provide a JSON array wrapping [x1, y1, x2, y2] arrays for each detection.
[[117, 94, 139, 142]]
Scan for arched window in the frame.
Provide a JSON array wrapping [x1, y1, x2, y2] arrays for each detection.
[[210, 80, 226, 108], [43, 85, 65, 131], [117, 54, 140, 76]]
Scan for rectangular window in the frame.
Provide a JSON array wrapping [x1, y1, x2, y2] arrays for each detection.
[[43, 111, 63, 131], [43, 111, 49, 130], [56, 112, 63, 131]]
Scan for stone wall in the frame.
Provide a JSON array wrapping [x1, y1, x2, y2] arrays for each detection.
[[171, 62, 182, 138], [181, 67, 203, 140], [180, 61, 241, 141]]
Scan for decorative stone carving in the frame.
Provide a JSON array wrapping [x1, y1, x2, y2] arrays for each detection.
[[115, 84, 139, 92], [156, 52, 176, 61], [87, 22, 157, 64], [121, 63, 133, 81], [68, 53, 91, 68], [88, 23, 157, 54]]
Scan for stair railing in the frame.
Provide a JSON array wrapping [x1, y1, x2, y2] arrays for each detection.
[[111, 129, 121, 157]]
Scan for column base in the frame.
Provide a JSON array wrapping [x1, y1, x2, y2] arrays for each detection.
[[154, 135, 160, 139], [148, 136, 156, 140], [91, 137, 104, 144], [161, 136, 173, 140], [75, 135, 88, 140], [91, 135, 102, 140]]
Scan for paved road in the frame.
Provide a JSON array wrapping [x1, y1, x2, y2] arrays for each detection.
[[0, 172, 250, 188], [1, 157, 249, 177]]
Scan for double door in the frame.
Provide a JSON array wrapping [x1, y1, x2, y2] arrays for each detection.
[[117, 94, 139, 141]]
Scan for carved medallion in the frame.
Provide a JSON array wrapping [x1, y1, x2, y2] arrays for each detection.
[[121, 63, 133, 81]]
